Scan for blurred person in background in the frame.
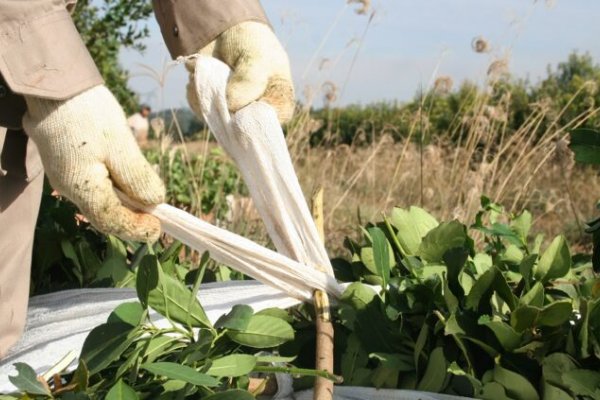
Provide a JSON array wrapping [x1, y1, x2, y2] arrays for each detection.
[[128, 104, 152, 146], [0, 0, 294, 359]]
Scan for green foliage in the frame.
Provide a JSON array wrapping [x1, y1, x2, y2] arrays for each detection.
[[31, 183, 138, 295], [72, 0, 153, 114], [145, 148, 246, 219], [5, 253, 317, 398], [22, 186, 600, 399], [290, 199, 600, 398]]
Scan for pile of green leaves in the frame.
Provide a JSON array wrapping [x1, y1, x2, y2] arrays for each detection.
[[296, 198, 599, 399], [5, 252, 314, 399]]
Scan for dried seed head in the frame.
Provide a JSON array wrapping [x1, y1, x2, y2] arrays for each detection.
[[535, 0, 556, 8], [319, 58, 331, 71], [347, 0, 371, 15], [554, 138, 575, 175], [302, 85, 315, 111], [583, 80, 598, 96], [487, 58, 510, 82], [321, 81, 338, 106], [433, 76, 453, 94], [484, 105, 508, 123], [151, 117, 165, 139], [472, 36, 491, 53]]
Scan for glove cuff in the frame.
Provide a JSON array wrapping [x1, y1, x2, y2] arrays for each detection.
[[23, 85, 107, 121]]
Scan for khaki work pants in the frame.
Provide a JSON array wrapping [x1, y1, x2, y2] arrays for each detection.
[[0, 128, 43, 358]]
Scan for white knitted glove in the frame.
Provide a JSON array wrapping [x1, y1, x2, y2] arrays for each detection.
[[23, 86, 165, 242], [186, 21, 295, 123]]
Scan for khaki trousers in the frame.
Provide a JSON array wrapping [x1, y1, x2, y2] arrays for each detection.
[[0, 128, 43, 358]]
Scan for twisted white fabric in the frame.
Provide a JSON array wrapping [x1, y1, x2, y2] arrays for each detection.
[[149, 203, 342, 300], [191, 56, 334, 277]]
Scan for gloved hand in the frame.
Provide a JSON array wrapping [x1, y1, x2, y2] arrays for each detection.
[[186, 21, 295, 124], [22, 85, 165, 242]]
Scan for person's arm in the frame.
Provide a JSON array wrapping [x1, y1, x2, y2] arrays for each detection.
[[0, 1, 165, 242], [153, 0, 295, 123]]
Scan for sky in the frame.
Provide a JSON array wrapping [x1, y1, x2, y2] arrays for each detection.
[[120, 0, 600, 111]]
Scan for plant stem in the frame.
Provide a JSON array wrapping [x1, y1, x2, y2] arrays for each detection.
[[312, 188, 335, 400], [252, 366, 343, 384]]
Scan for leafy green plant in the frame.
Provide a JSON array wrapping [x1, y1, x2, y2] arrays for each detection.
[[288, 198, 600, 399], [23, 193, 600, 399], [6, 252, 340, 399], [146, 148, 245, 219]]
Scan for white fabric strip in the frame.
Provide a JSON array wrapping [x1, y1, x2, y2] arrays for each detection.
[[192, 56, 334, 277]]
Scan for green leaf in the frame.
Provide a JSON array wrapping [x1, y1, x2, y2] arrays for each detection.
[[418, 221, 468, 263], [416, 347, 447, 392], [443, 247, 469, 299], [390, 206, 438, 255], [466, 267, 497, 310], [480, 382, 512, 400], [342, 334, 370, 386], [108, 302, 145, 327], [227, 315, 294, 348], [562, 369, 600, 398], [136, 255, 158, 309], [414, 324, 429, 376], [69, 359, 89, 392], [447, 362, 482, 394], [519, 254, 538, 287], [140, 255, 212, 330], [492, 364, 540, 400], [142, 336, 183, 364], [61, 239, 83, 285], [215, 305, 254, 331], [206, 354, 257, 377], [478, 316, 522, 351], [473, 253, 493, 276], [511, 210, 532, 243], [141, 362, 220, 387], [8, 363, 51, 396], [542, 383, 574, 400], [494, 269, 517, 311], [368, 227, 391, 288], [360, 246, 395, 279], [503, 245, 524, 265], [106, 379, 138, 400], [534, 236, 571, 282], [542, 353, 577, 389], [80, 322, 136, 375], [538, 300, 573, 327], [569, 128, 600, 164], [341, 283, 396, 353], [202, 390, 255, 400], [370, 353, 414, 389], [520, 282, 544, 307], [511, 305, 541, 332]]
